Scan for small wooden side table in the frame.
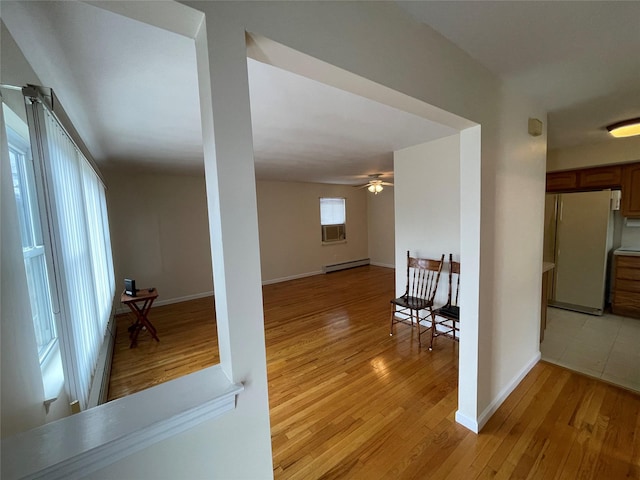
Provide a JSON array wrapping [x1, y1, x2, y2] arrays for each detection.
[[121, 288, 160, 348]]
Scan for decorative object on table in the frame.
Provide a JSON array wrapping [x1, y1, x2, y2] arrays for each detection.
[[124, 278, 137, 297]]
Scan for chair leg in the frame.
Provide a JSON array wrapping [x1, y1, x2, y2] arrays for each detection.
[[418, 310, 432, 348], [429, 313, 437, 351], [389, 304, 396, 336]]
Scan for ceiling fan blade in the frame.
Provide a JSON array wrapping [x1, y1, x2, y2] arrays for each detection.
[[354, 183, 371, 189], [380, 182, 394, 186]]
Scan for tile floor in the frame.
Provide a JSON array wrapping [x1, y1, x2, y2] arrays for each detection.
[[541, 306, 640, 393]]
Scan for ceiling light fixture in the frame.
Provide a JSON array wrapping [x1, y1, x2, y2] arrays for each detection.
[[367, 183, 384, 194], [356, 174, 394, 195], [606, 118, 640, 138]]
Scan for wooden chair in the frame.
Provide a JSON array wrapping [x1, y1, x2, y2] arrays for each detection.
[[390, 251, 444, 347], [429, 254, 460, 351]]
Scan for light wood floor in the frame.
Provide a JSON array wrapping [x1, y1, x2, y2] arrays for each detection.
[[108, 266, 640, 479], [108, 295, 219, 400]]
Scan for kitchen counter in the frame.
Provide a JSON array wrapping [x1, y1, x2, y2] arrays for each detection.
[[614, 248, 640, 257]]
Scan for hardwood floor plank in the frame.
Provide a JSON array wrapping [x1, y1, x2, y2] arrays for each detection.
[[556, 380, 608, 479], [483, 369, 571, 477], [511, 372, 587, 478], [437, 360, 554, 479], [107, 266, 640, 479], [593, 387, 640, 479], [107, 296, 219, 401], [527, 374, 599, 479], [630, 402, 640, 479]]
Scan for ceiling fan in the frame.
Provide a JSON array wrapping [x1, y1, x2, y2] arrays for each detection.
[[355, 174, 394, 194]]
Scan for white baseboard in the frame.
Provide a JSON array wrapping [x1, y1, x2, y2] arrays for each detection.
[[262, 263, 391, 286], [455, 410, 479, 433], [473, 351, 541, 433], [323, 258, 370, 273], [114, 291, 214, 314], [370, 262, 394, 269], [262, 271, 322, 285]]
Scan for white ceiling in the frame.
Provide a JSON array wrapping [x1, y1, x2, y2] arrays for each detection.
[[398, 1, 640, 150], [248, 59, 456, 184], [2, 0, 455, 184], [3, 1, 639, 183]]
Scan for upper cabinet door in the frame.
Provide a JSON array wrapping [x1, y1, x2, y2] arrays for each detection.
[[546, 171, 578, 192], [621, 163, 640, 218], [578, 166, 622, 189]]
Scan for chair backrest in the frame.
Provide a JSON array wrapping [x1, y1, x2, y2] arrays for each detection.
[[446, 254, 461, 307], [404, 251, 445, 303]]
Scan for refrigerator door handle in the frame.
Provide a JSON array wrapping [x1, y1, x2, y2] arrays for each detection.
[[559, 199, 563, 222]]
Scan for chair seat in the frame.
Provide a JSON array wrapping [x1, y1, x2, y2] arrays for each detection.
[[391, 295, 433, 310], [434, 304, 459, 320]]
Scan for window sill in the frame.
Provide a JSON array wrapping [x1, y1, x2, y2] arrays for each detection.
[[41, 341, 64, 407], [1, 364, 242, 480], [322, 240, 347, 246]]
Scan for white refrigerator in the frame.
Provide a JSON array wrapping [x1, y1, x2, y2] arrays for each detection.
[[545, 190, 614, 315]]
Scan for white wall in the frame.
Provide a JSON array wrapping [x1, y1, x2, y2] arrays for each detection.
[[621, 218, 640, 248], [477, 85, 547, 417], [0, 22, 34, 123], [256, 180, 368, 283], [104, 169, 213, 306], [547, 137, 640, 171], [4, 2, 549, 477], [1, 21, 71, 437], [394, 135, 460, 307], [1, 99, 48, 438], [107, 173, 370, 292], [367, 186, 395, 267], [91, 1, 547, 476]]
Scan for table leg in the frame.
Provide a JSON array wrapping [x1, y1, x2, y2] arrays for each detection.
[[126, 298, 160, 347]]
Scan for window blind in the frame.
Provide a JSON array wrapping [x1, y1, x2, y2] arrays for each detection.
[[26, 98, 115, 409], [320, 197, 346, 225]]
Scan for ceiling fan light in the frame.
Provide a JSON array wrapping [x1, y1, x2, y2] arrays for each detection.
[[368, 184, 383, 194], [606, 118, 640, 138], [363, 175, 387, 194]]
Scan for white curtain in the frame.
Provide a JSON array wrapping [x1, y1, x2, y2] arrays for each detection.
[[29, 103, 114, 409]]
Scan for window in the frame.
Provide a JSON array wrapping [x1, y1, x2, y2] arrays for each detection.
[[5, 88, 116, 410], [7, 119, 58, 363], [320, 197, 346, 243], [28, 100, 115, 410]]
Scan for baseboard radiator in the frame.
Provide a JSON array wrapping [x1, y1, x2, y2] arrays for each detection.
[[87, 313, 116, 408], [323, 258, 370, 273]]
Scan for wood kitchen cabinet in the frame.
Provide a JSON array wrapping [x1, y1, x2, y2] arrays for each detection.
[[546, 171, 578, 192], [547, 162, 640, 217], [578, 165, 622, 190], [621, 163, 640, 218], [612, 254, 640, 318], [546, 165, 622, 193]]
